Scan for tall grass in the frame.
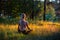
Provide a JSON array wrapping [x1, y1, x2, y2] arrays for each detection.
[[0, 21, 60, 40]]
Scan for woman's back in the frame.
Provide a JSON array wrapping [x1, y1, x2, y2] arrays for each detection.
[[18, 13, 32, 34], [19, 19, 28, 31]]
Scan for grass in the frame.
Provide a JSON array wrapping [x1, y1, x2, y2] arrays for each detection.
[[0, 21, 60, 40]]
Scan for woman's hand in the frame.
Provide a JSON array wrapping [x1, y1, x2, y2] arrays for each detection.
[[29, 29, 33, 31]]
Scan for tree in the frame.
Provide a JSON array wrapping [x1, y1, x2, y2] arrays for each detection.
[[43, 0, 47, 21]]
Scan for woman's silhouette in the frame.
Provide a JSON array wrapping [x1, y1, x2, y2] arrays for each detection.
[[18, 13, 32, 34]]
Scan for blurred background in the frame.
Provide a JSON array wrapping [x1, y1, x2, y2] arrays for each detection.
[[0, 0, 60, 24]]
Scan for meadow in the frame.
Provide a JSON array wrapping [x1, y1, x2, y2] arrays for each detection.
[[0, 21, 60, 40]]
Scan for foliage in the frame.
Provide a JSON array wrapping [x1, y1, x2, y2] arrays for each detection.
[[0, 0, 59, 22], [45, 4, 56, 21], [0, 0, 43, 19]]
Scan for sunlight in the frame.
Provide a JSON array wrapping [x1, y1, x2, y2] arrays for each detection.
[[0, 21, 60, 35]]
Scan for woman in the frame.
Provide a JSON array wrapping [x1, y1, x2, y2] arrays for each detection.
[[18, 13, 32, 34]]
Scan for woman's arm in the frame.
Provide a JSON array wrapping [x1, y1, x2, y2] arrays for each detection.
[[26, 22, 31, 30], [27, 25, 30, 30], [18, 23, 20, 30]]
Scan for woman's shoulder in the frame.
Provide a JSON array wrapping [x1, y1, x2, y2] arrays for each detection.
[[19, 19, 28, 24]]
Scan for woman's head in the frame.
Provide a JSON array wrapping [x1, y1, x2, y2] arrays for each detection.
[[21, 13, 26, 19]]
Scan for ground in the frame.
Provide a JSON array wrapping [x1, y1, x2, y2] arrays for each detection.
[[0, 21, 60, 40]]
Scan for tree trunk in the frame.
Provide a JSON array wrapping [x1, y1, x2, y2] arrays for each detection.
[[43, 0, 47, 21]]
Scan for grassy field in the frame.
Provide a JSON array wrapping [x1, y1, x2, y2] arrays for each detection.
[[0, 21, 60, 40]]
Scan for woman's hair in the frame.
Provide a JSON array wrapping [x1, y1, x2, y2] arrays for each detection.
[[21, 13, 26, 19]]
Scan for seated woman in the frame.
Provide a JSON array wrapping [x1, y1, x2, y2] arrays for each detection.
[[18, 13, 32, 34]]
